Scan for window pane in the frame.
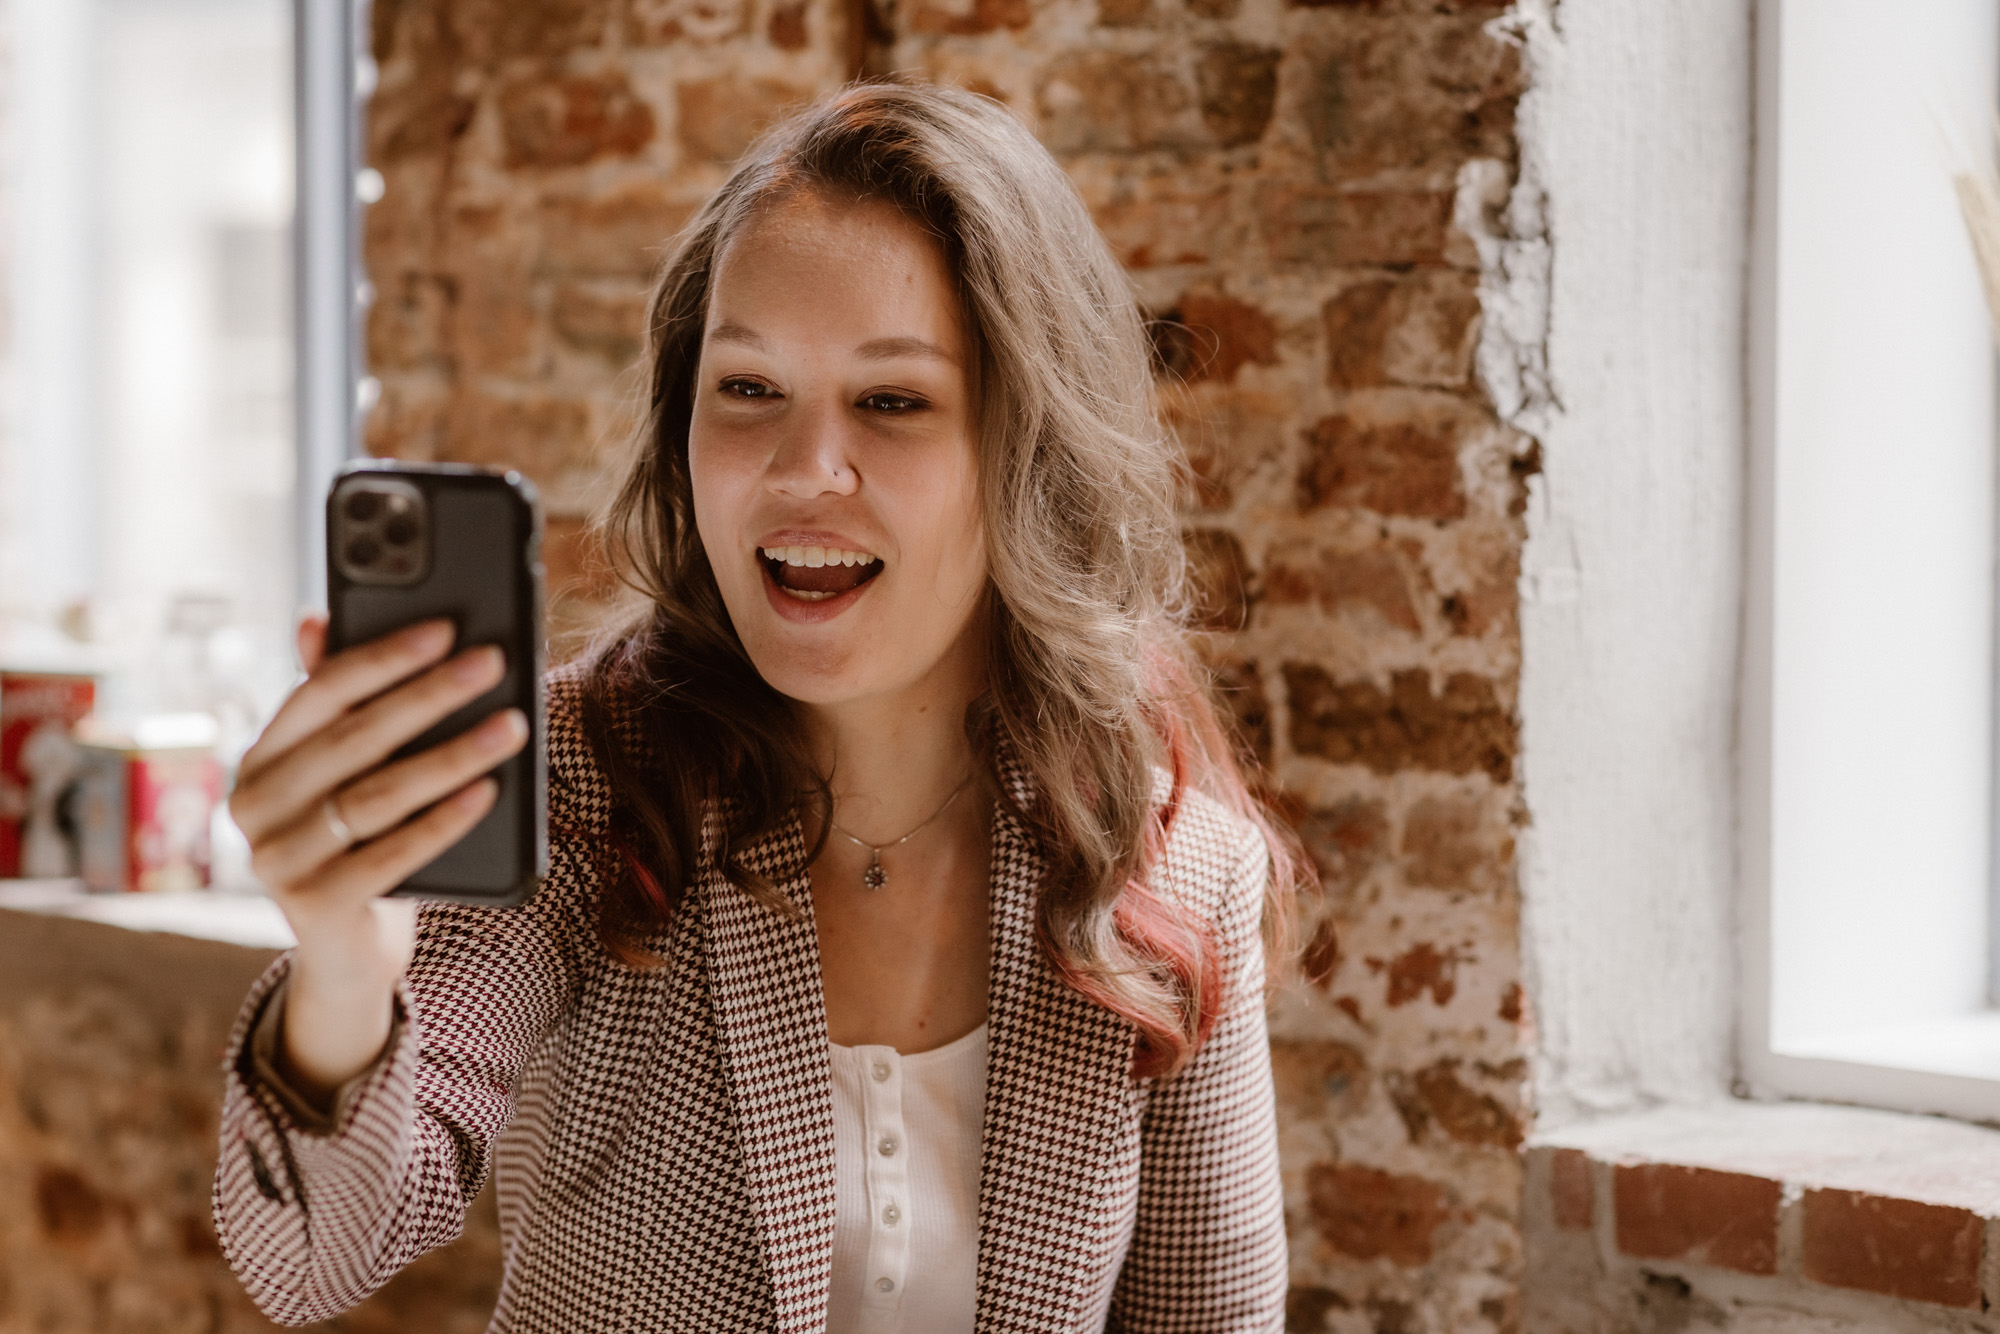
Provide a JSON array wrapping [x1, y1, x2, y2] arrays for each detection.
[[0, 0, 297, 750]]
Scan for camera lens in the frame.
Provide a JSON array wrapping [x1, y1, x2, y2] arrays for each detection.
[[383, 514, 418, 546], [344, 536, 382, 568], [344, 489, 382, 523]]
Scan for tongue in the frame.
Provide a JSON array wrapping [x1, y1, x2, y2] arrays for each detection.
[[775, 561, 873, 594]]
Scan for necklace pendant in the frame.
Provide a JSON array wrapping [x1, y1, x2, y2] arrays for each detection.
[[863, 855, 887, 890]]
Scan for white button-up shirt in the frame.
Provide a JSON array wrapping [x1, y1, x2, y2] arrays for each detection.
[[825, 1023, 988, 1333]]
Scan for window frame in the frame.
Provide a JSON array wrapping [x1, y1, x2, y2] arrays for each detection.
[[1740, 0, 2000, 1122]]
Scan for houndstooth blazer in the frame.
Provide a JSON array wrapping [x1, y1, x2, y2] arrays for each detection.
[[212, 670, 1287, 1332]]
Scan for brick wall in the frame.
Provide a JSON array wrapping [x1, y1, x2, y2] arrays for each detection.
[[360, 0, 1537, 1330]]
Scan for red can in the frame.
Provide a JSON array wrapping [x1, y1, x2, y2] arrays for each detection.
[[0, 671, 97, 877], [75, 739, 223, 894]]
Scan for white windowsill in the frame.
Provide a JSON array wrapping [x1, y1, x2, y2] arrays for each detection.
[[0, 877, 295, 950]]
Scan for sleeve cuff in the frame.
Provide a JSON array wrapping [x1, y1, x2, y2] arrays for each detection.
[[246, 975, 406, 1138]]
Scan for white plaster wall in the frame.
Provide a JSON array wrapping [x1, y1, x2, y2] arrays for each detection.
[[1506, 0, 1752, 1125]]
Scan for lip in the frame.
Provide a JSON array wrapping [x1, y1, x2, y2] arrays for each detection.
[[759, 556, 879, 623]]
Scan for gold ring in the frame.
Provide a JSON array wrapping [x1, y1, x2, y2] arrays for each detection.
[[322, 795, 356, 851]]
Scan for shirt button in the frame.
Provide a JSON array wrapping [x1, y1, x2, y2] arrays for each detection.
[[876, 1277, 895, 1293], [870, 1060, 891, 1082], [877, 1136, 898, 1157], [882, 1203, 900, 1225]]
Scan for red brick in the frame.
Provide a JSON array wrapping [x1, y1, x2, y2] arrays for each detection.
[[1271, 1039, 1371, 1121], [498, 71, 657, 169], [1613, 1165, 1781, 1275], [538, 184, 695, 279], [1399, 793, 1491, 892], [443, 391, 598, 489], [1037, 52, 1196, 155], [1375, 941, 1462, 1008], [1549, 1149, 1594, 1231], [907, 0, 1032, 36], [1290, 18, 1522, 173], [1160, 293, 1279, 385], [676, 75, 813, 164], [1297, 796, 1389, 898], [767, 0, 809, 48], [627, 0, 753, 44], [1284, 665, 1515, 781], [1298, 396, 1487, 520], [1195, 42, 1280, 149], [1183, 528, 1252, 631], [1306, 1162, 1453, 1266], [1261, 187, 1455, 269], [1209, 655, 1271, 767], [1388, 1060, 1522, 1148], [553, 283, 649, 367], [1300, 915, 1342, 987], [1799, 1189, 1982, 1308], [1262, 544, 1420, 632], [1324, 272, 1483, 390]]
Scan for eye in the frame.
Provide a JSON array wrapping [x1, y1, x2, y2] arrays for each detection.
[[859, 390, 926, 414], [719, 377, 779, 400]]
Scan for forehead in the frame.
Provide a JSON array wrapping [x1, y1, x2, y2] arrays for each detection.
[[706, 193, 967, 346]]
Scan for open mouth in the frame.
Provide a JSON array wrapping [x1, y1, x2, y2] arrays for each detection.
[[758, 544, 883, 602]]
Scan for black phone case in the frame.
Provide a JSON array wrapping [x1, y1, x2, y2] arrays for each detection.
[[326, 462, 547, 907]]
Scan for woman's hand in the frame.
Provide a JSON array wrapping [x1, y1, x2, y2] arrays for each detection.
[[228, 615, 529, 1104]]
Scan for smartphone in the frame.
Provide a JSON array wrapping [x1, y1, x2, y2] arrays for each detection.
[[325, 461, 546, 907]]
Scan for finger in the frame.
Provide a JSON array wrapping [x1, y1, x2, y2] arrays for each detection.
[[241, 619, 456, 777], [296, 613, 329, 675], [233, 646, 504, 842], [334, 708, 528, 843], [313, 779, 498, 905]]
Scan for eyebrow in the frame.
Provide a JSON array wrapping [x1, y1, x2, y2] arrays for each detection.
[[705, 321, 956, 365]]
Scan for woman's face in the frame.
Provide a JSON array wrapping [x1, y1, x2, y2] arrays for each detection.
[[688, 194, 989, 710]]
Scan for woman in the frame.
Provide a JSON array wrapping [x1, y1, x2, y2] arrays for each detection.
[[218, 81, 1295, 1333]]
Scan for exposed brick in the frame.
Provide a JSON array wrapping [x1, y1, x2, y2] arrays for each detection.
[[366, 271, 457, 375], [1261, 187, 1455, 269], [1324, 272, 1483, 390], [1305, 1162, 1453, 1266], [628, 0, 754, 44], [498, 72, 657, 169], [906, 0, 1033, 36], [1196, 42, 1280, 149], [1271, 1039, 1371, 1121], [1291, 19, 1522, 173], [1297, 796, 1389, 897], [371, 87, 477, 164], [1299, 397, 1486, 520], [443, 391, 598, 493], [1097, 0, 1151, 27], [1284, 665, 1515, 781], [1376, 940, 1462, 1007], [35, 1166, 109, 1243], [539, 184, 695, 278], [1799, 1189, 1982, 1308], [1388, 1060, 1522, 1148], [1184, 528, 1252, 631], [1210, 655, 1272, 767], [1159, 292, 1279, 385], [1038, 52, 1196, 155], [768, 0, 809, 47], [1549, 1148, 1594, 1231], [1262, 544, 1420, 632], [1399, 793, 1489, 891], [677, 75, 813, 164], [553, 284, 650, 367], [1286, 1285, 1350, 1332], [1613, 1165, 1781, 1276]]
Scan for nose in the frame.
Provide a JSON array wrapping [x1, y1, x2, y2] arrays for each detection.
[[765, 396, 860, 500]]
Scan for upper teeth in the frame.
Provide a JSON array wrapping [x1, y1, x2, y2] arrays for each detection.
[[760, 545, 879, 568]]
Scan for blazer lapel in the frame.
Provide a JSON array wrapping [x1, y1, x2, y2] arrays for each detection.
[[976, 764, 1143, 1332], [702, 814, 838, 1334]]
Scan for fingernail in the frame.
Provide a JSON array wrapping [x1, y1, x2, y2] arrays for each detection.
[[407, 619, 454, 655], [480, 709, 528, 750], [452, 645, 503, 684]]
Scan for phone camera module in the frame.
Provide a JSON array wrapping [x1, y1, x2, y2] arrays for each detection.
[[333, 478, 428, 586]]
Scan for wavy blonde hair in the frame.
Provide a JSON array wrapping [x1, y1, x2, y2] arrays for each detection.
[[580, 79, 1296, 1078]]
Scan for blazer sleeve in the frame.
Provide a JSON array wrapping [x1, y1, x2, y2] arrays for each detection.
[[211, 859, 588, 1326], [1109, 823, 1289, 1333]]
